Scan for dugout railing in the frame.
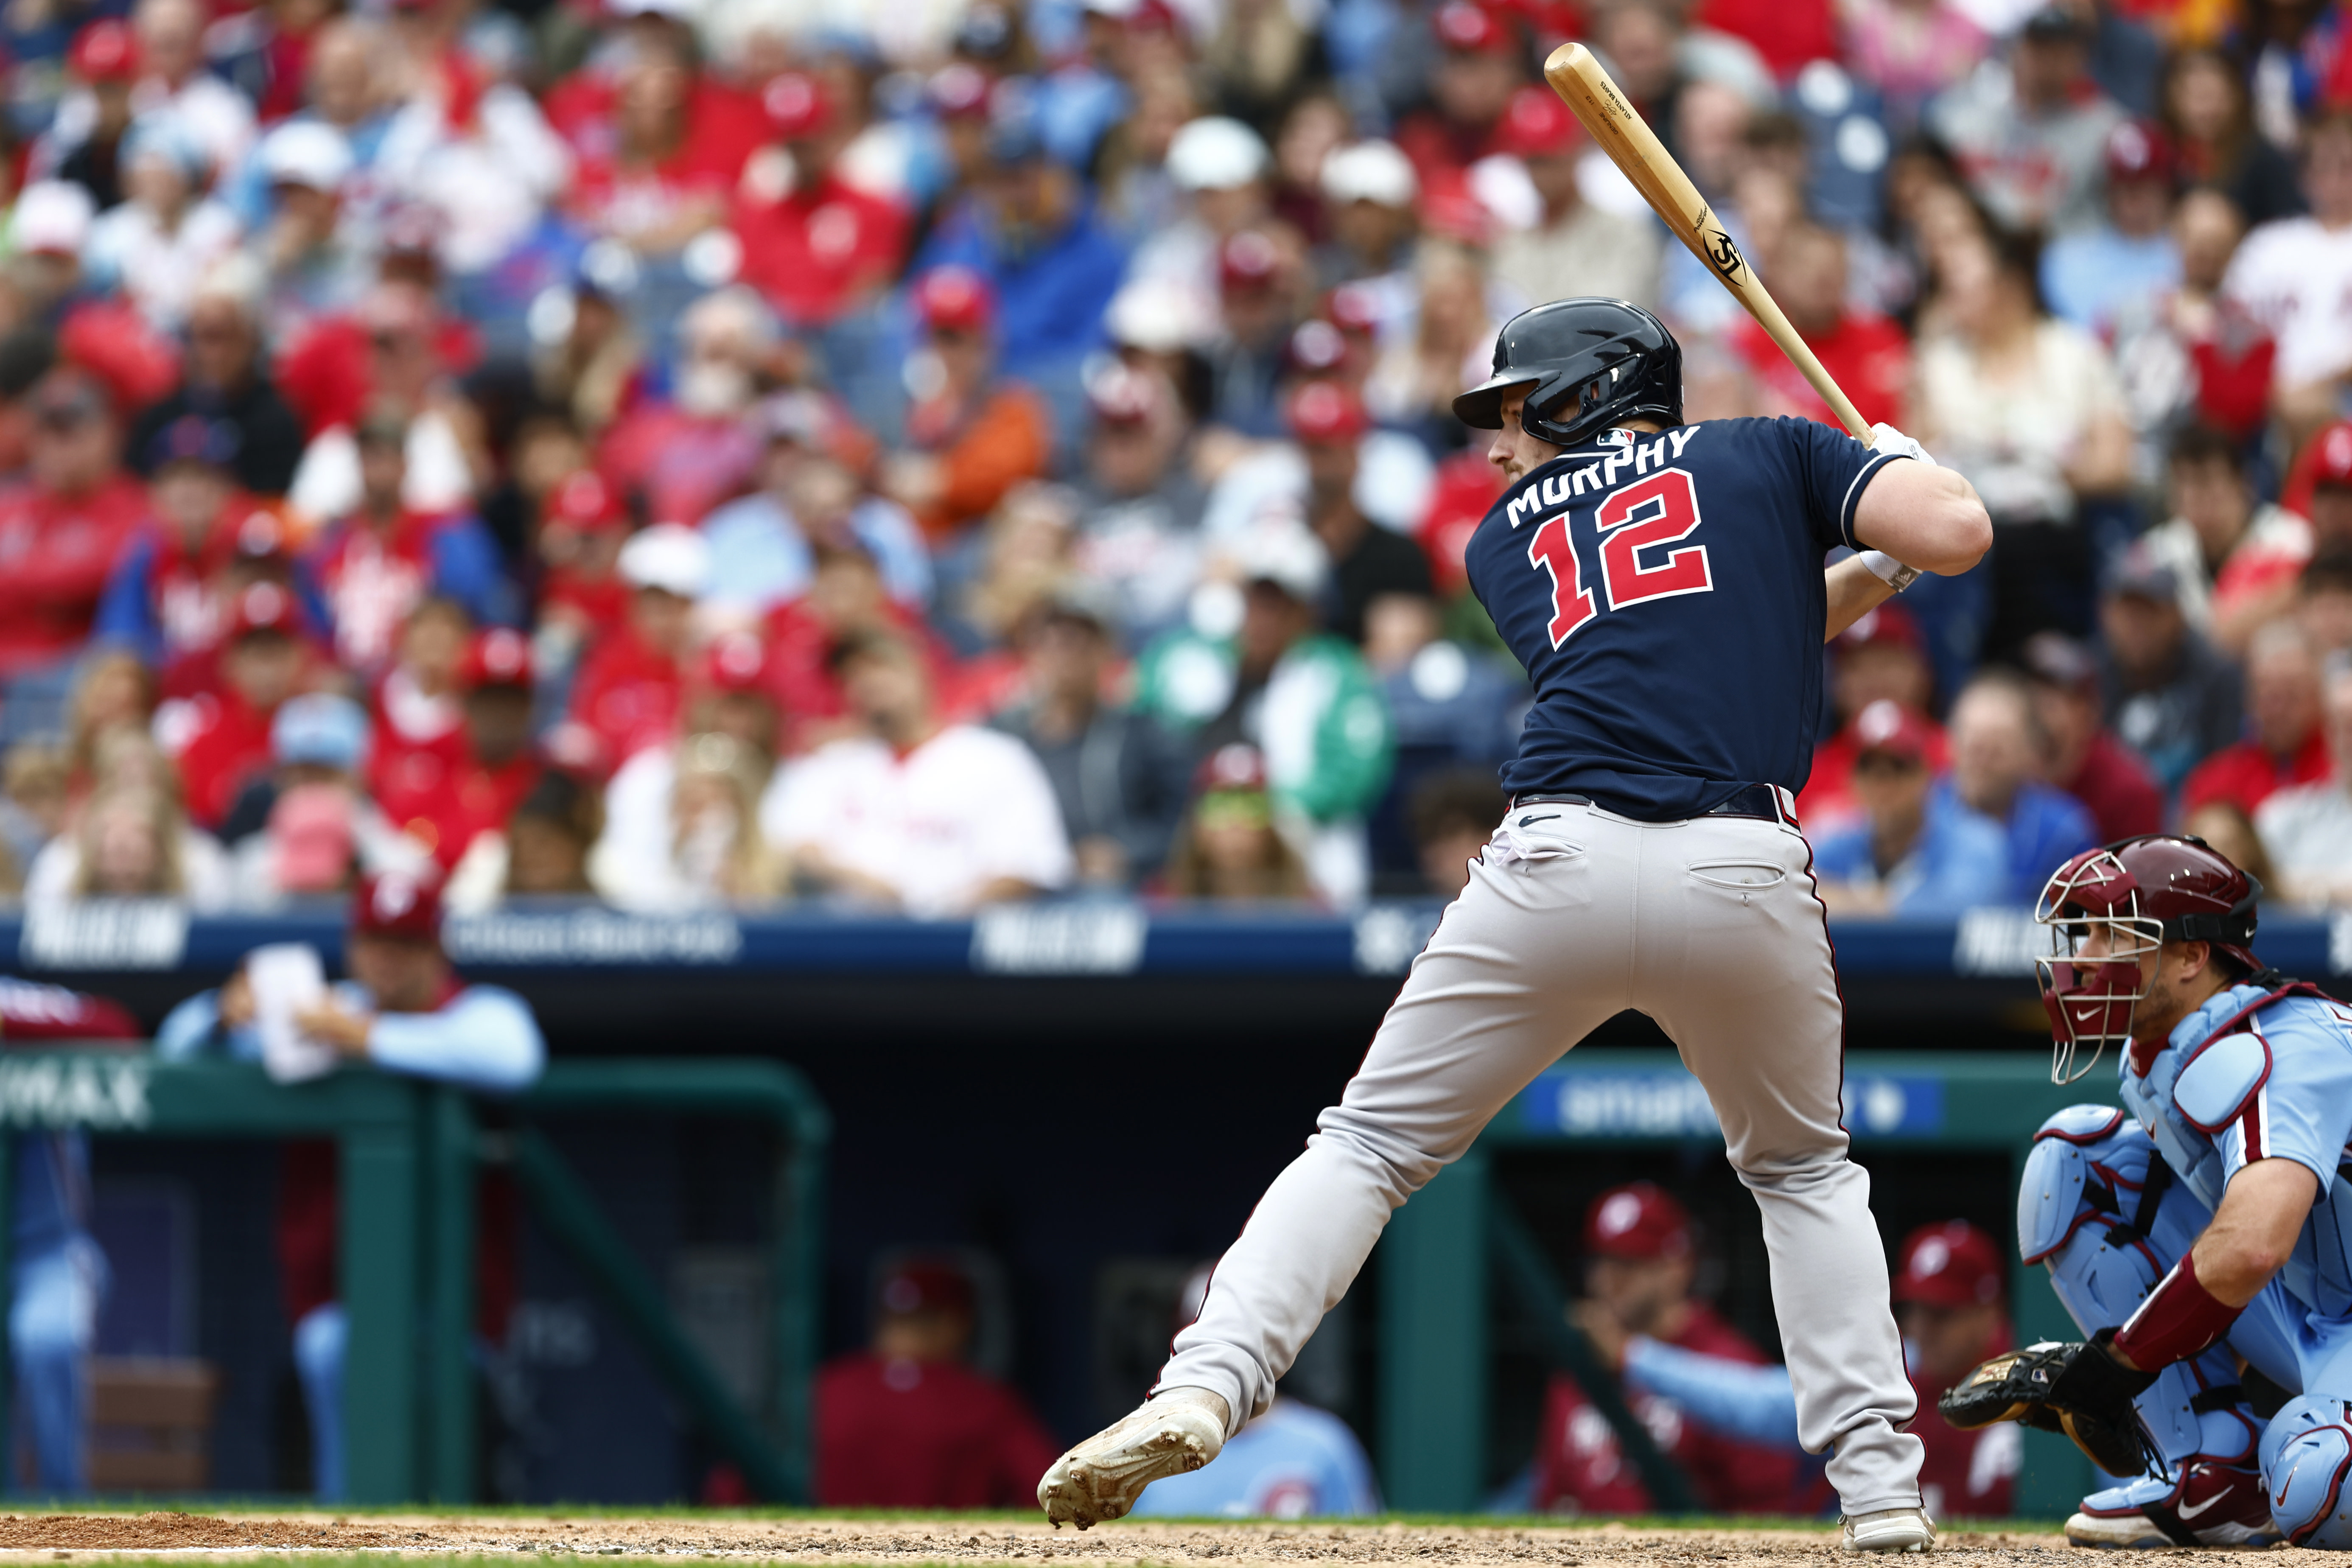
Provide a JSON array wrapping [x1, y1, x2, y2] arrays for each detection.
[[1378, 1049, 2101, 1519], [0, 1051, 829, 1503]]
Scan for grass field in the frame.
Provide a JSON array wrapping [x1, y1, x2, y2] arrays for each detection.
[[0, 1509, 2278, 1564]]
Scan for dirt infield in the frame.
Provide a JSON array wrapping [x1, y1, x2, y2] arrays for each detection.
[[0, 1513, 2311, 1563]]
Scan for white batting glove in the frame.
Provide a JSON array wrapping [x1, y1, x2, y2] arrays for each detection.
[[1869, 423, 1936, 466]]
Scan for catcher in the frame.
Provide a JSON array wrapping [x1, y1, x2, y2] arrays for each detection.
[[1939, 834, 2352, 1548]]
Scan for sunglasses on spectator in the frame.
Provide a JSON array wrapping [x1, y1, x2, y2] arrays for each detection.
[[1196, 790, 1273, 830]]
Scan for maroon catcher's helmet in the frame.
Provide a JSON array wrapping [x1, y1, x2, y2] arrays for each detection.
[[2035, 834, 2263, 1084]]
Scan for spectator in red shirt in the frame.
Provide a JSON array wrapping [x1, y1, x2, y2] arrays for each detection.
[[730, 72, 911, 330], [1534, 1183, 1798, 1515], [0, 370, 151, 681], [95, 414, 256, 672], [163, 580, 311, 830], [563, 34, 734, 259], [594, 288, 768, 528], [1798, 602, 1944, 828], [1392, 3, 1525, 187], [813, 1255, 1062, 1508], [535, 470, 633, 674], [563, 524, 704, 775], [883, 266, 1053, 545], [402, 629, 545, 872], [367, 597, 473, 851], [1730, 224, 1910, 428], [2019, 632, 2163, 841], [2180, 617, 2330, 818], [300, 405, 515, 675]]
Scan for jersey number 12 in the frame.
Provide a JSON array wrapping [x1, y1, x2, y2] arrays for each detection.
[[1526, 468, 1715, 649]]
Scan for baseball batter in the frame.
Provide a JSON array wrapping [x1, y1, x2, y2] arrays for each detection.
[[1038, 299, 1992, 1550], [1942, 834, 2352, 1549]]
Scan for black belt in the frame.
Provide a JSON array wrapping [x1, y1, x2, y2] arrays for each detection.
[[1511, 784, 1792, 824]]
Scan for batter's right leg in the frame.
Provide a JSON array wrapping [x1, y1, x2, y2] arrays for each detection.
[[1039, 805, 1638, 1528]]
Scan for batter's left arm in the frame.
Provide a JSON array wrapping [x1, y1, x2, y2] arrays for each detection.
[[1823, 555, 1898, 643]]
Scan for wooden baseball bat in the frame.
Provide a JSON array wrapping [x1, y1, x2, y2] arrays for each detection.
[[1542, 42, 1873, 445]]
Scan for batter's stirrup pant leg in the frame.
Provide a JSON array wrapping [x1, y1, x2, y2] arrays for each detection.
[[1156, 804, 1924, 1514]]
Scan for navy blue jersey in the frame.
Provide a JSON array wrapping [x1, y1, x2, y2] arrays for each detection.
[[1464, 417, 1902, 821]]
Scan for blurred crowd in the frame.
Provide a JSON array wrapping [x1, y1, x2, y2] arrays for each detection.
[[6, 0, 2352, 914]]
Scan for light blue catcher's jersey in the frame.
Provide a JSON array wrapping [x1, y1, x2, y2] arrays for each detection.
[[2119, 983, 2352, 1320]]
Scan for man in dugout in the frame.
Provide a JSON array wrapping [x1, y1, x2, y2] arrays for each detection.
[[157, 868, 544, 1498]]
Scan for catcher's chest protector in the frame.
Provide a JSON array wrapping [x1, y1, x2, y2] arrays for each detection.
[[2120, 981, 2352, 1319]]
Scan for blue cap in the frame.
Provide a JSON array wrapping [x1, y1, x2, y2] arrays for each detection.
[[272, 693, 369, 770]]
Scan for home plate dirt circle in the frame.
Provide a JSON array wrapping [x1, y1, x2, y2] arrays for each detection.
[[0, 1515, 2310, 1563]]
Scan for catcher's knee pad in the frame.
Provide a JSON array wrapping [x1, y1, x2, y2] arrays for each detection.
[[2262, 1396, 2352, 1547], [2019, 1106, 2156, 1266], [2024, 1110, 2176, 1331]]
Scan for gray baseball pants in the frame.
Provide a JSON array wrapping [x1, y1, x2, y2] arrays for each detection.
[[1154, 797, 1925, 1514]]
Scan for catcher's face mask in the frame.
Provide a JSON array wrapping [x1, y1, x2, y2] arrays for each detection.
[[2036, 848, 2162, 1085]]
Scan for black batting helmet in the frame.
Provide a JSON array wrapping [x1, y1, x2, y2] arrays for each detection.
[[1453, 298, 1683, 448]]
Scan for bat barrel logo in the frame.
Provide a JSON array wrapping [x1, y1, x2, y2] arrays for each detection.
[[1704, 226, 1745, 282]]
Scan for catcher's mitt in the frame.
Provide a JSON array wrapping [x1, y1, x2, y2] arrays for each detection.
[[1938, 1337, 2160, 1478]]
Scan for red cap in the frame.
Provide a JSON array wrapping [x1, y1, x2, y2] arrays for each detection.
[[1419, 171, 1494, 246], [2315, 421, 2352, 491], [1835, 599, 1924, 655], [878, 1257, 975, 1318], [1434, 0, 1511, 51], [1583, 1182, 1692, 1260], [1195, 742, 1270, 794], [459, 627, 533, 690], [700, 629, 772, 692], [229, 580, 297, 639], [69, 20, 138, 82], [1848, 697, 1935, 762], [2103, 119, 2173, 183], [1892, 1221, 2004, 1309], [545, 470, 627, 532], [762, 72, 832, 140], [1287, 381, 1368, 443], [913, 265, 995, 334], [352, 868, 443, 943], [1496, 84, 1579, 157], [1218, 229, 1282, 292]]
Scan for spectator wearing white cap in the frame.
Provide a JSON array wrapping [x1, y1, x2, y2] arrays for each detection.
[[1129, 115, 1275, 311], [84, 113, 241, 333], [1133, 519, 1394, 905], [563, 524, 709, 773], [1314, 139, 1420, 290], [8, 183, 96, 312]]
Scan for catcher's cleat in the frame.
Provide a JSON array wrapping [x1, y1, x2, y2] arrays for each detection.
[[1840, 1506, 1936, 1553], [1037, 1386, 1229, 1529], [1939, 1338, 2159, 1478], [2065, 1462, 2283, 1550]]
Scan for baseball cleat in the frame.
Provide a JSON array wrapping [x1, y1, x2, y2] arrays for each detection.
[[2064, 1461, 2282, 1548], [1037, 1386, 1230, 1529], [1840, 1506, 1936, 1553]]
